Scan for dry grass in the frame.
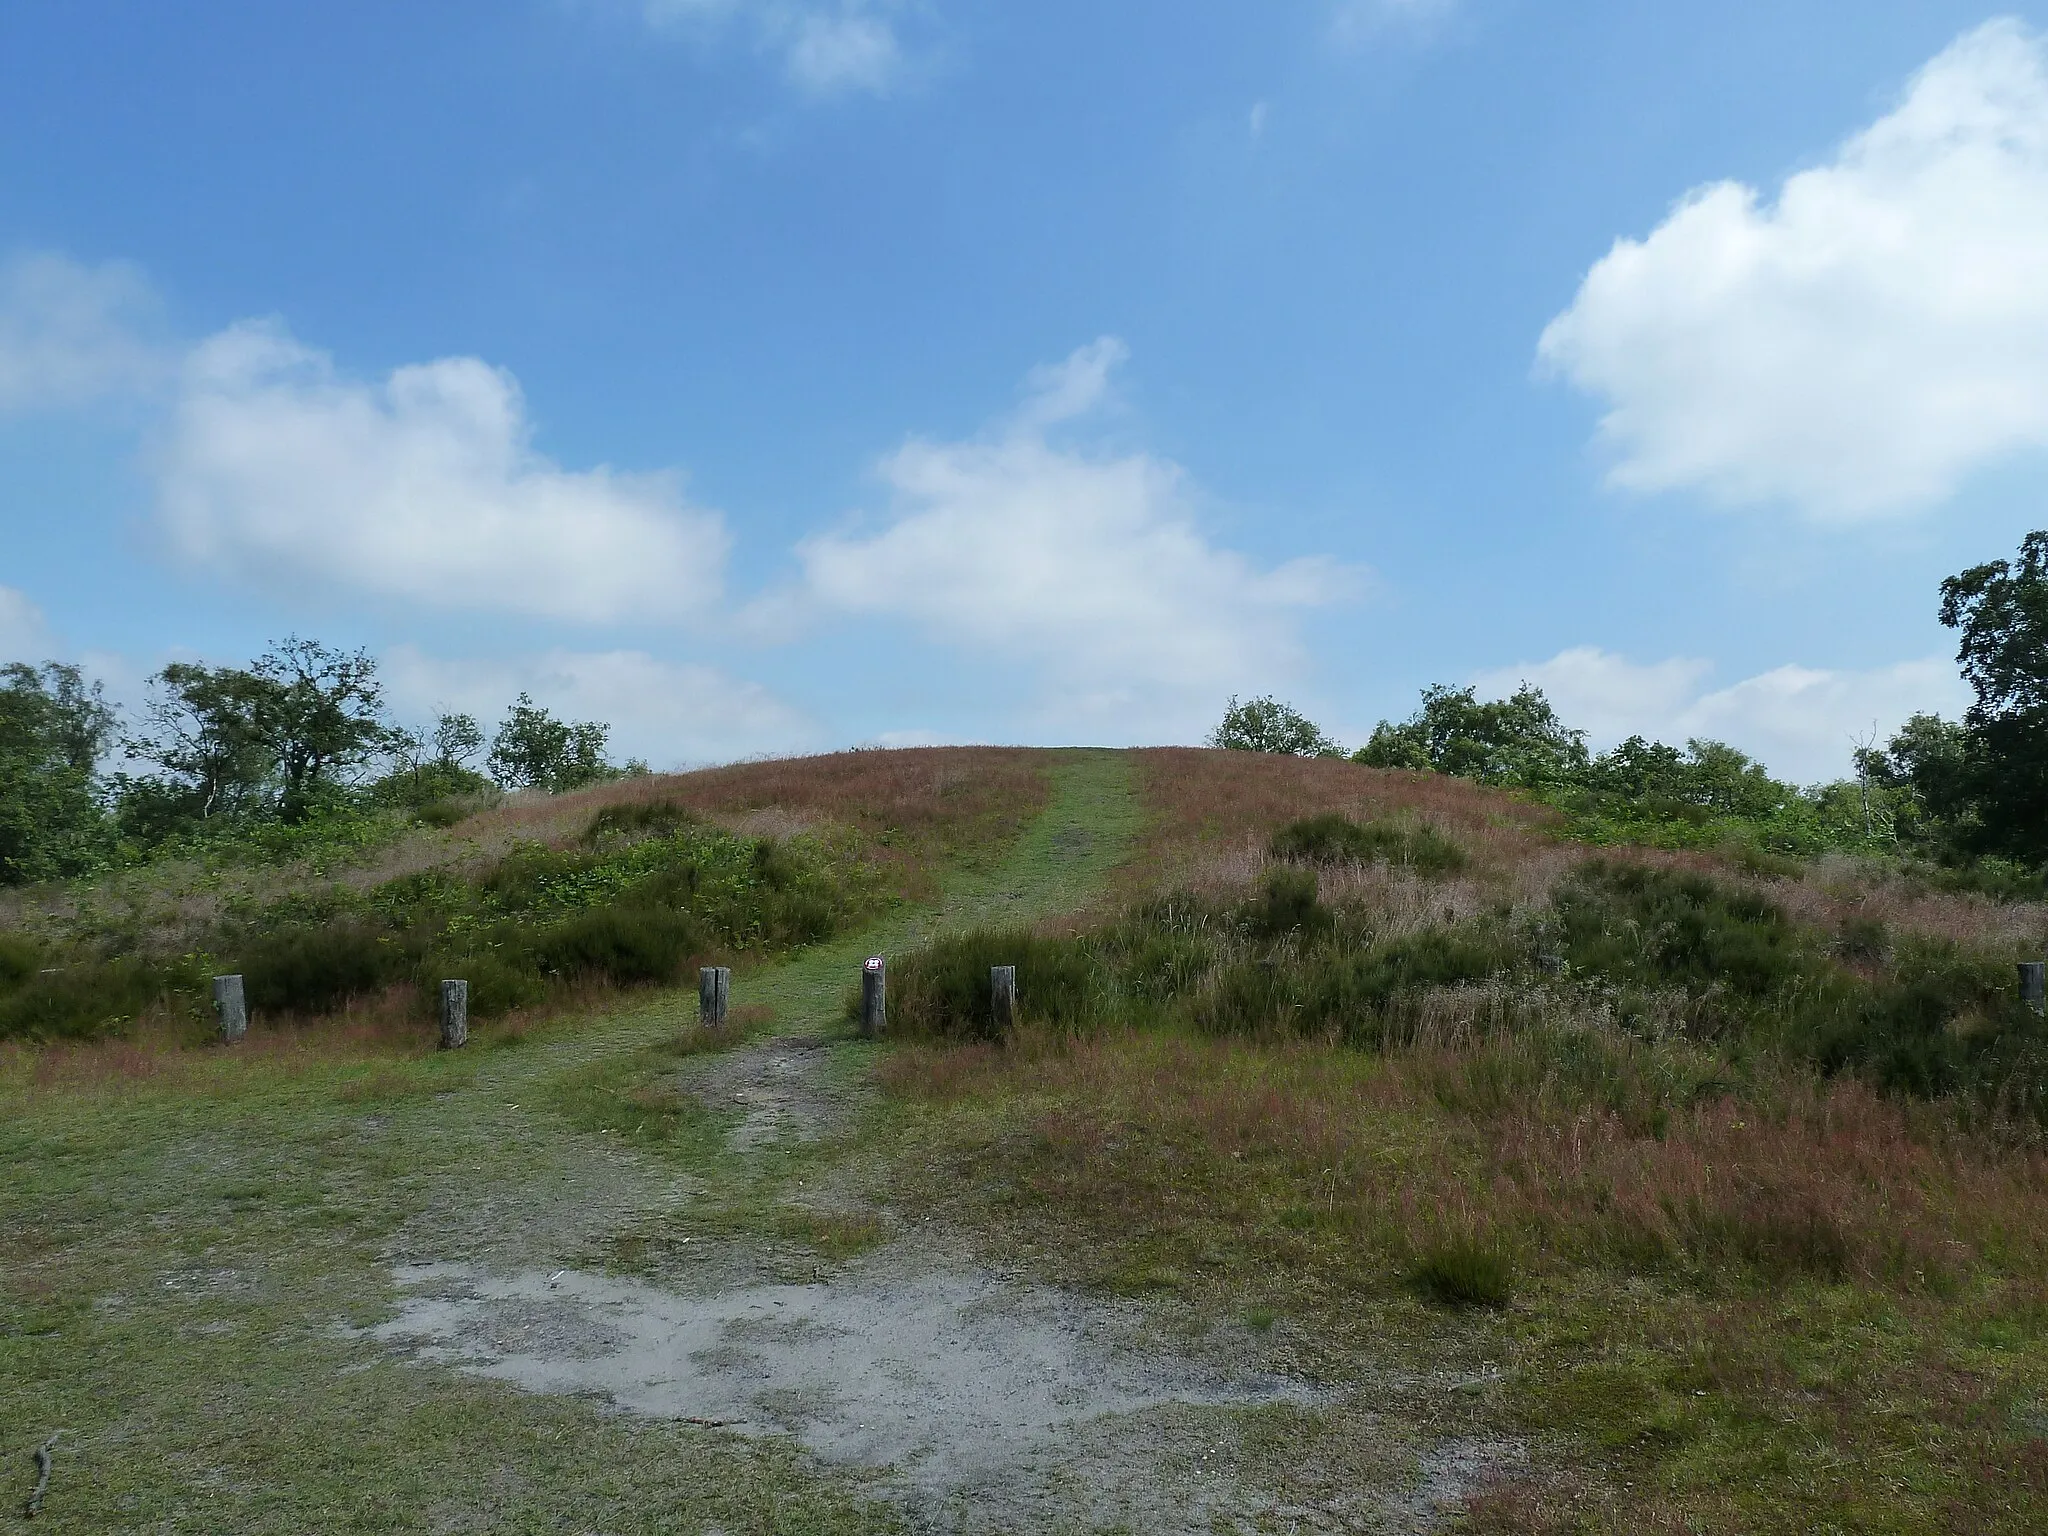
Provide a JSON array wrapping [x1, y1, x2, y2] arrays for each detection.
[[1132, 747, 2048, 958], [464, 747, 1051, 896], [883, 1025, 2048, 1292], [877, 1023, 2048, 1530], [3, 747, 1055, 958]]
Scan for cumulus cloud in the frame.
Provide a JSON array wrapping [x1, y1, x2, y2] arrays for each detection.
[[1540, 20, 2048, 518], [156, 319, 727, 624], [779, 339, 1359, 738], [0, 587, 53, 663], [381, 645, 816, 769], [1471, 646, 1971, 782], [643, 0, 910, 96], [0, 251, 165, 410]]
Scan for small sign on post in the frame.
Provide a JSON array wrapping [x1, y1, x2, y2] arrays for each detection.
[[439, 979, 469, 1050], [2021, 961, 2046, 1017], [699, 965, 731, 1027], [991, 965, 1017, 1034], [213, 974, 247, 1045], [860, 956, 887, 1039]]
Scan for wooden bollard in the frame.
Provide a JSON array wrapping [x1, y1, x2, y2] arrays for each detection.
[[991, 965, 1017, 1034], [860, 956, 886, 1039], [699, 966, 731, 1027], [213, 974, 247, 1044], [2021, 962, 2046, 1016], [439, 979, 469, 1050]]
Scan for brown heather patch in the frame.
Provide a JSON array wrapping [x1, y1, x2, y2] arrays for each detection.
[[1132, 746, 2048, 958], [1126, 747, 1558, 891]]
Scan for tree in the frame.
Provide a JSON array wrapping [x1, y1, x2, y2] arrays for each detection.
[[488, 694, 616, 792], [433, 712, 484, 769], [251, 639, 390, 821], [122, 638, 391, 829], [1354, 684, 1588, 789], [373, 711, 492, 809], [1208, 696, 1341, 757], [0, 662, 117, 884], [1583, 736, 1790, 820], [1934, 530, 2048, 861]]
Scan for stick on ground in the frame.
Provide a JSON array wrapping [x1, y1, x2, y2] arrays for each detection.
[[24, 1431, 61, 1519]]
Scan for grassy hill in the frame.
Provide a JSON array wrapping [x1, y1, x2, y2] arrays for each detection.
[[5, 746, 2048, 1532]]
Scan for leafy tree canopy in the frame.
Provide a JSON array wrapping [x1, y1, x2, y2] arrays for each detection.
[[122, 638, 391, 828], [488, 693, 618, 792], [1209, 696, 1341, 757], [0, 662, 118, 884], [1354, 684, 1589, 789]]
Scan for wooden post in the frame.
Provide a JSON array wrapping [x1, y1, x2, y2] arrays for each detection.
[[699, 966, 730, 1027], [991, 965, 1017, 1034], [439, 979, 469, 1050], [2021, 962, 2046, 1017], [212, 974, 247, 1044], [860, 956, 886, 1039]]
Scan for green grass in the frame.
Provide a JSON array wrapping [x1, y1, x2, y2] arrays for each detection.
[[11, 746, 2048, 1532], [0, 751, 1139, 1533]]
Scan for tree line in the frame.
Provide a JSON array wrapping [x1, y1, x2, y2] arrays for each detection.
[[1213, 529, 2048, 883], [0, 638, 637, 886]]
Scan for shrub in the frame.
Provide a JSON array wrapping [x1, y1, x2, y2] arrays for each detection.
[[584, 799, 700, 845], [426, 948, 546, 1018], [1268, 812, 1466, 875], [1241, 867, 1330, 940], [238, 922, 411, 1015], [0, 932, 42, 987], [531, 904, 702, 985], [1408, 1236, 1516, 1308], [0, 955, 187, 1041], [1553, 861, 1803, 1001], [878, 927, 1101, 1041]]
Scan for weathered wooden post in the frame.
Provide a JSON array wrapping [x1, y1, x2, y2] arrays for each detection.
[[2021, 961, 2046, 1017], [991, 965, 1017, 1034], [439, 979, 469, 1050], [860, 955, 886, 1040], [213, 974, 247, 1045], [699, 965, 731, 1027]]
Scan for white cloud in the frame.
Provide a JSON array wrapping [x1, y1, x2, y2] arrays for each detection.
[[382, 645, 816, 769], [0, 587, 52, 662], [1331, 0, 1459, 45], [156, 319, 728, 624], [779, 339, 1359, 739], [1472, 645, 1970, 782], [1540, 20, 2048, 518], [0, 251, 165, 410], [643, 0, 910, 96]]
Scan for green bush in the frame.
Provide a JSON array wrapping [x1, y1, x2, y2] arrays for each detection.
[[1241, 867, 1330, 940], [0, 932, 42, 987], [1552, 862, 1803, 1002], [583, 799, 700, 844], [238, 922, 411, 1015], [425, 949, 546, 1018], [1269, 812, 1466, 875], [876, 927, 1101, 1041], [0, 955, 189, 1041], [1408, 1236, 1516, 1308], [531, 904, 702, 985]]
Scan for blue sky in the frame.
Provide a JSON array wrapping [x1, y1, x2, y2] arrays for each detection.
[[4, 1, 2047, 780]]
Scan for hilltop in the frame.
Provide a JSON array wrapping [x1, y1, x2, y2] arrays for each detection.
[[5, 745, 2048, 1533]]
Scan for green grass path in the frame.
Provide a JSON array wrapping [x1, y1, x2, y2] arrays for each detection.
[[709, 746, 1141, 1035]]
